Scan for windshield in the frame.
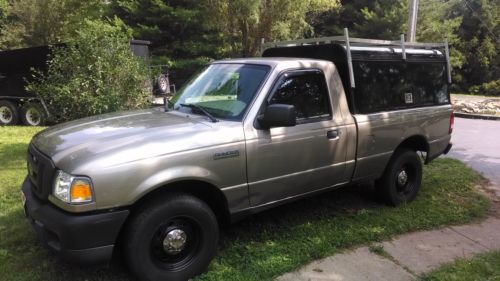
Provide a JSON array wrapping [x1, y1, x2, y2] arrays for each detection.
[[171, 63, 270, 121]]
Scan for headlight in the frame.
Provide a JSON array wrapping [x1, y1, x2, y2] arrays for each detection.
[[53, 170, 94, 204]]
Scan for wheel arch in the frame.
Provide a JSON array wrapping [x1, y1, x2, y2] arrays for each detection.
[[130, 180, 231, 226], [396, 135, 429, 154], [379, 134, 429, 177]]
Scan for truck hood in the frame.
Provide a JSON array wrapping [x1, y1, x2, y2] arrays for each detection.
[[32, 108, 229, 172]]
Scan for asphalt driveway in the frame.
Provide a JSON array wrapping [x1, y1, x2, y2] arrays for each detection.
[[447, 117, 500, 192]]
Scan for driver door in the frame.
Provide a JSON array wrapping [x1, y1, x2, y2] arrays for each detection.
[[246, 70, 348, 206]]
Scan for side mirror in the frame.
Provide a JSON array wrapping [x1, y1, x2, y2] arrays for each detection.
[[258, 104, 296, 129]]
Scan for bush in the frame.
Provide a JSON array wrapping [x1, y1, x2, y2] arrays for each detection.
[[27, 18, 151, 123], [469, 80, 500, 96], [152, 56, 213, 89]]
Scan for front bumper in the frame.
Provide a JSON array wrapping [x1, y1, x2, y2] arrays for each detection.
[[21, 177, 129, 265]]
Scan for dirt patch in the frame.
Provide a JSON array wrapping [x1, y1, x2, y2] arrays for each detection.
[[475, 178, 500, 218]]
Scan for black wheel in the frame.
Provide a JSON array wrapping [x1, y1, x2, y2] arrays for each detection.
[[156, 74, 170, 94], [0, 100, 19, 125], [376, 149, 422, 206], [124, 194, 219, 281], [21, 103, 46, 126]]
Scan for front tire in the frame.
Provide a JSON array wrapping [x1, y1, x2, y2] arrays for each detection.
[[124, 194, 219, 281], [376, 149, 422, 206]]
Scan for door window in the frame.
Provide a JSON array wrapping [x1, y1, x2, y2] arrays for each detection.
[[270, 71, 332, 123]]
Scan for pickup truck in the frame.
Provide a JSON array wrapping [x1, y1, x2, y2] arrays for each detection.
[[21, 35, 454, 281]]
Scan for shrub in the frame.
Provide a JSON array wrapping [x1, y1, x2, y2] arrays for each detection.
[[469, 80, 500, 97], [27, 18, 151, 123], [152, 56, 213, 88]]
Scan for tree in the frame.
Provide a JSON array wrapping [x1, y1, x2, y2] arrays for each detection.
[[0, 0, 6, 22], [26, 19, 151, 123], [113, 0, 339, 58], [207, 0, 340, 56], [310, 0, 406, 39], [417, 0, 499, 93], [110, 0, 223, 59], [0, 0, 11, 49], [452, 0, 499, 92], [310, 0, 499, 94], [0, 0, 106, 49]]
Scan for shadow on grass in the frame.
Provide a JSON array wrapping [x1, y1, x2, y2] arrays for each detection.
[[221, 183, 380, 242], [2, 184, 378, 281]]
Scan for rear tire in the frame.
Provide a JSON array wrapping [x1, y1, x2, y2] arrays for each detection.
[[21, 103, 46, 126], [376, 149, 422, 206], [124, 193, 219, 281], [0, 100, 19, 126]]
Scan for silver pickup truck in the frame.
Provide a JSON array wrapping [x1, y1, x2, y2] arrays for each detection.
[[22, 36, 454, 281]]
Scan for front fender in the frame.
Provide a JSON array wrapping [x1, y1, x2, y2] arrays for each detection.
[[129, 165, 222, 204]]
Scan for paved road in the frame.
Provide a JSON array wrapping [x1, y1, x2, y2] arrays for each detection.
[[447, 117, 500, 190]]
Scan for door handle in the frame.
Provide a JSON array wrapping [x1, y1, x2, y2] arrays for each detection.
[[327, 130, 340, 140]]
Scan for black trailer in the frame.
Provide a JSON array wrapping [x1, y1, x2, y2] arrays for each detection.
[[0, 40, 172, 126], [0, 45, 52, 126]]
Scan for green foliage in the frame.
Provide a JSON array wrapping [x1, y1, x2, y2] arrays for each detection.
[[110, 0, 224, 59], [113, 0, 339, 59], [206, 0, 340, 56], [26, 19, 151, 123], [453, 0, 499, 91], [0, 0, 9, 48], [469, 79, 500, 96], [0, 0, 106, 49], [310, 0, 406, 39], [152, 56, 213, 88], [0, 0, 6, 20], [310, 0, 499, 93]]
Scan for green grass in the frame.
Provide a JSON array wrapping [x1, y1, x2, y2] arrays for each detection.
[[421, 251, 500, 281], [0, 126, 491, 281]]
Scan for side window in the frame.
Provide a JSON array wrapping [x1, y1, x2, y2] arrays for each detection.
[[353, 61, 449, 114], [270, 72, 332, 123], [353, 62, 407, 113]]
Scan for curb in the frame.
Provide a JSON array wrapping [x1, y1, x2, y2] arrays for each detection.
[[454, 112, 500, 121]]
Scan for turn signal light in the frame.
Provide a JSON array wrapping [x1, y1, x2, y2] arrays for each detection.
[[70, 179, 93, 203]]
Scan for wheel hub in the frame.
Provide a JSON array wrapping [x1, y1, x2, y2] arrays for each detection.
[[397, 169, 409, 186], [26, 108, 41, 125], [160, 79, 168, 91], [162, 229, 187, 255], [0, 106, 12, 123]]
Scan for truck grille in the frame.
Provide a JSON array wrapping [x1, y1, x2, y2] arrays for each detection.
[[27, 144, 56, 201]]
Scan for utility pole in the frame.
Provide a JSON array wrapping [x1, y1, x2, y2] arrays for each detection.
[[407, 0, 419, 42]]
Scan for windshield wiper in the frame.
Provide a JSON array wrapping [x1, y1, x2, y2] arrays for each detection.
[[179, 103, 219, 123]]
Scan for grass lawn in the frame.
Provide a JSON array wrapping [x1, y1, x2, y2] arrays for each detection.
[[421, 251, 500, 281], [0, 126, 491, 281]]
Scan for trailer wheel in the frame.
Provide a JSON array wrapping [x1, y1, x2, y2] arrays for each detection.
[[0, 100, 19, 126], [376, 148, 422, 206], [20, 103, 46, 126]]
